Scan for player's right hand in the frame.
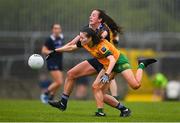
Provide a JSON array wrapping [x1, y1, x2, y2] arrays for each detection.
[[100, 73, 110, 84], [46, 50, 56, 60]]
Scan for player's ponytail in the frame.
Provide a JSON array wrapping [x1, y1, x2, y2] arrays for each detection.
[[95, 9, 123, 34]]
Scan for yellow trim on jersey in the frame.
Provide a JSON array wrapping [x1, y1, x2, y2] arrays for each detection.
[[104, 23, 114, 45]]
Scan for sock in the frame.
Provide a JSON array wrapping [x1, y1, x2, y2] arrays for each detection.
[[49, 94, 54, 100], [97, 108, 103, 113], [116, 103, 127, 111], [44, 90, 50, 95], [60, 93, 69, 105], [138, 63, 145, 69]]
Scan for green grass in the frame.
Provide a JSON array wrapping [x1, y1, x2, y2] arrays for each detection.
[[0, 99, 180, 122]]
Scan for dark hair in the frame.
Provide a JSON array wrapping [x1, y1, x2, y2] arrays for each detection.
[[94, 9, 123, 34], [51, 23, 61, 29], [80, 27, 100, 45]]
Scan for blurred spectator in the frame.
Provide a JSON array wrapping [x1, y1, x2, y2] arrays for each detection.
[[41, 23, 64, 103], [38, 73, 52, 99], [165, 80, 180, 101], [75, 77, 90, 100], [151, 73, 168, 101]]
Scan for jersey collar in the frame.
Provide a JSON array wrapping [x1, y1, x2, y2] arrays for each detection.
[[50, 34, 64, 41], [88, 23, 103, 30], [97, 23, 103, 30]]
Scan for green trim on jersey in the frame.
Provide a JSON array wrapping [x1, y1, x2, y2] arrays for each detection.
[[104, 50, 112, 57], [113, 53, 131, 73]]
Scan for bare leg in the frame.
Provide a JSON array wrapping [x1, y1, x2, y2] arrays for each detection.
[[102, 73, 120, 107], [48, 70, 63, 95], [48, 60, 97, 110], [75, 84, 88, 99], [92, 71, 119, 109], [121, 68, 143, 90], [92, 69, 106, 108], [101, 74, 131, 117], [136, 69, 143, 83], [63, 60, 96, 95], [109, 79, 118, 97]]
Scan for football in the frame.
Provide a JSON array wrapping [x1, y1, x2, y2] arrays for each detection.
[[28, 54, 44, 69]]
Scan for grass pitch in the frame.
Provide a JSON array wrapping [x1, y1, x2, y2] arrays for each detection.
[[0, 99, 180, 122]]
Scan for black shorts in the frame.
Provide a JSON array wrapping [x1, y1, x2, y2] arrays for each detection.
[[46, 59, 63, 71], [87, 58, 103, 73]]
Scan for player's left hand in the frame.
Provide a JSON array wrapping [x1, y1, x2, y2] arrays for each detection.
[[46, 50, 57, 60], [100, 73, 110, 84]]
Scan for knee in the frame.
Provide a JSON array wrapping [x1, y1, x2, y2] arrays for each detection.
[[67, 70, 76, 79], [92, 84, 101, 92], [132, 82, 141, 90], [55, 79, 63, 86]]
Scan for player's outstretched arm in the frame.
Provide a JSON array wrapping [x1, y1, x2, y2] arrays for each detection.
[[46, 44, 78, 60], [41, 46, 52, 55], [66, 35, 80, 46], [55, 44, 78, 52], [55, 35, 81, 52]]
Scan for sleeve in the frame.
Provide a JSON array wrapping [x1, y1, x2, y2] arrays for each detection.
[[98, 44, 112, 57], [44, 38, 50, 48], [76, 41, 82, 48], [44, 38, 54, 50]]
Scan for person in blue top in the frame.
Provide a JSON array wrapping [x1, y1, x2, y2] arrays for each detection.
[[41, 23, 64, 103]]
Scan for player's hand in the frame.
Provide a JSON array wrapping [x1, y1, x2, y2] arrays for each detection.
[[100, 73, 110, 84], [46, 50, 57, 60]]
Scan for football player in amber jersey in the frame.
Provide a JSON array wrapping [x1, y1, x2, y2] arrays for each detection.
[[48, 9, 122, 113], [48, 28, 157, 117]]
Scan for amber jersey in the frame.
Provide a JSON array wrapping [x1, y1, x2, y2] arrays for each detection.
[[80, 24, 118, 72], [81, 39, 120, 70]]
